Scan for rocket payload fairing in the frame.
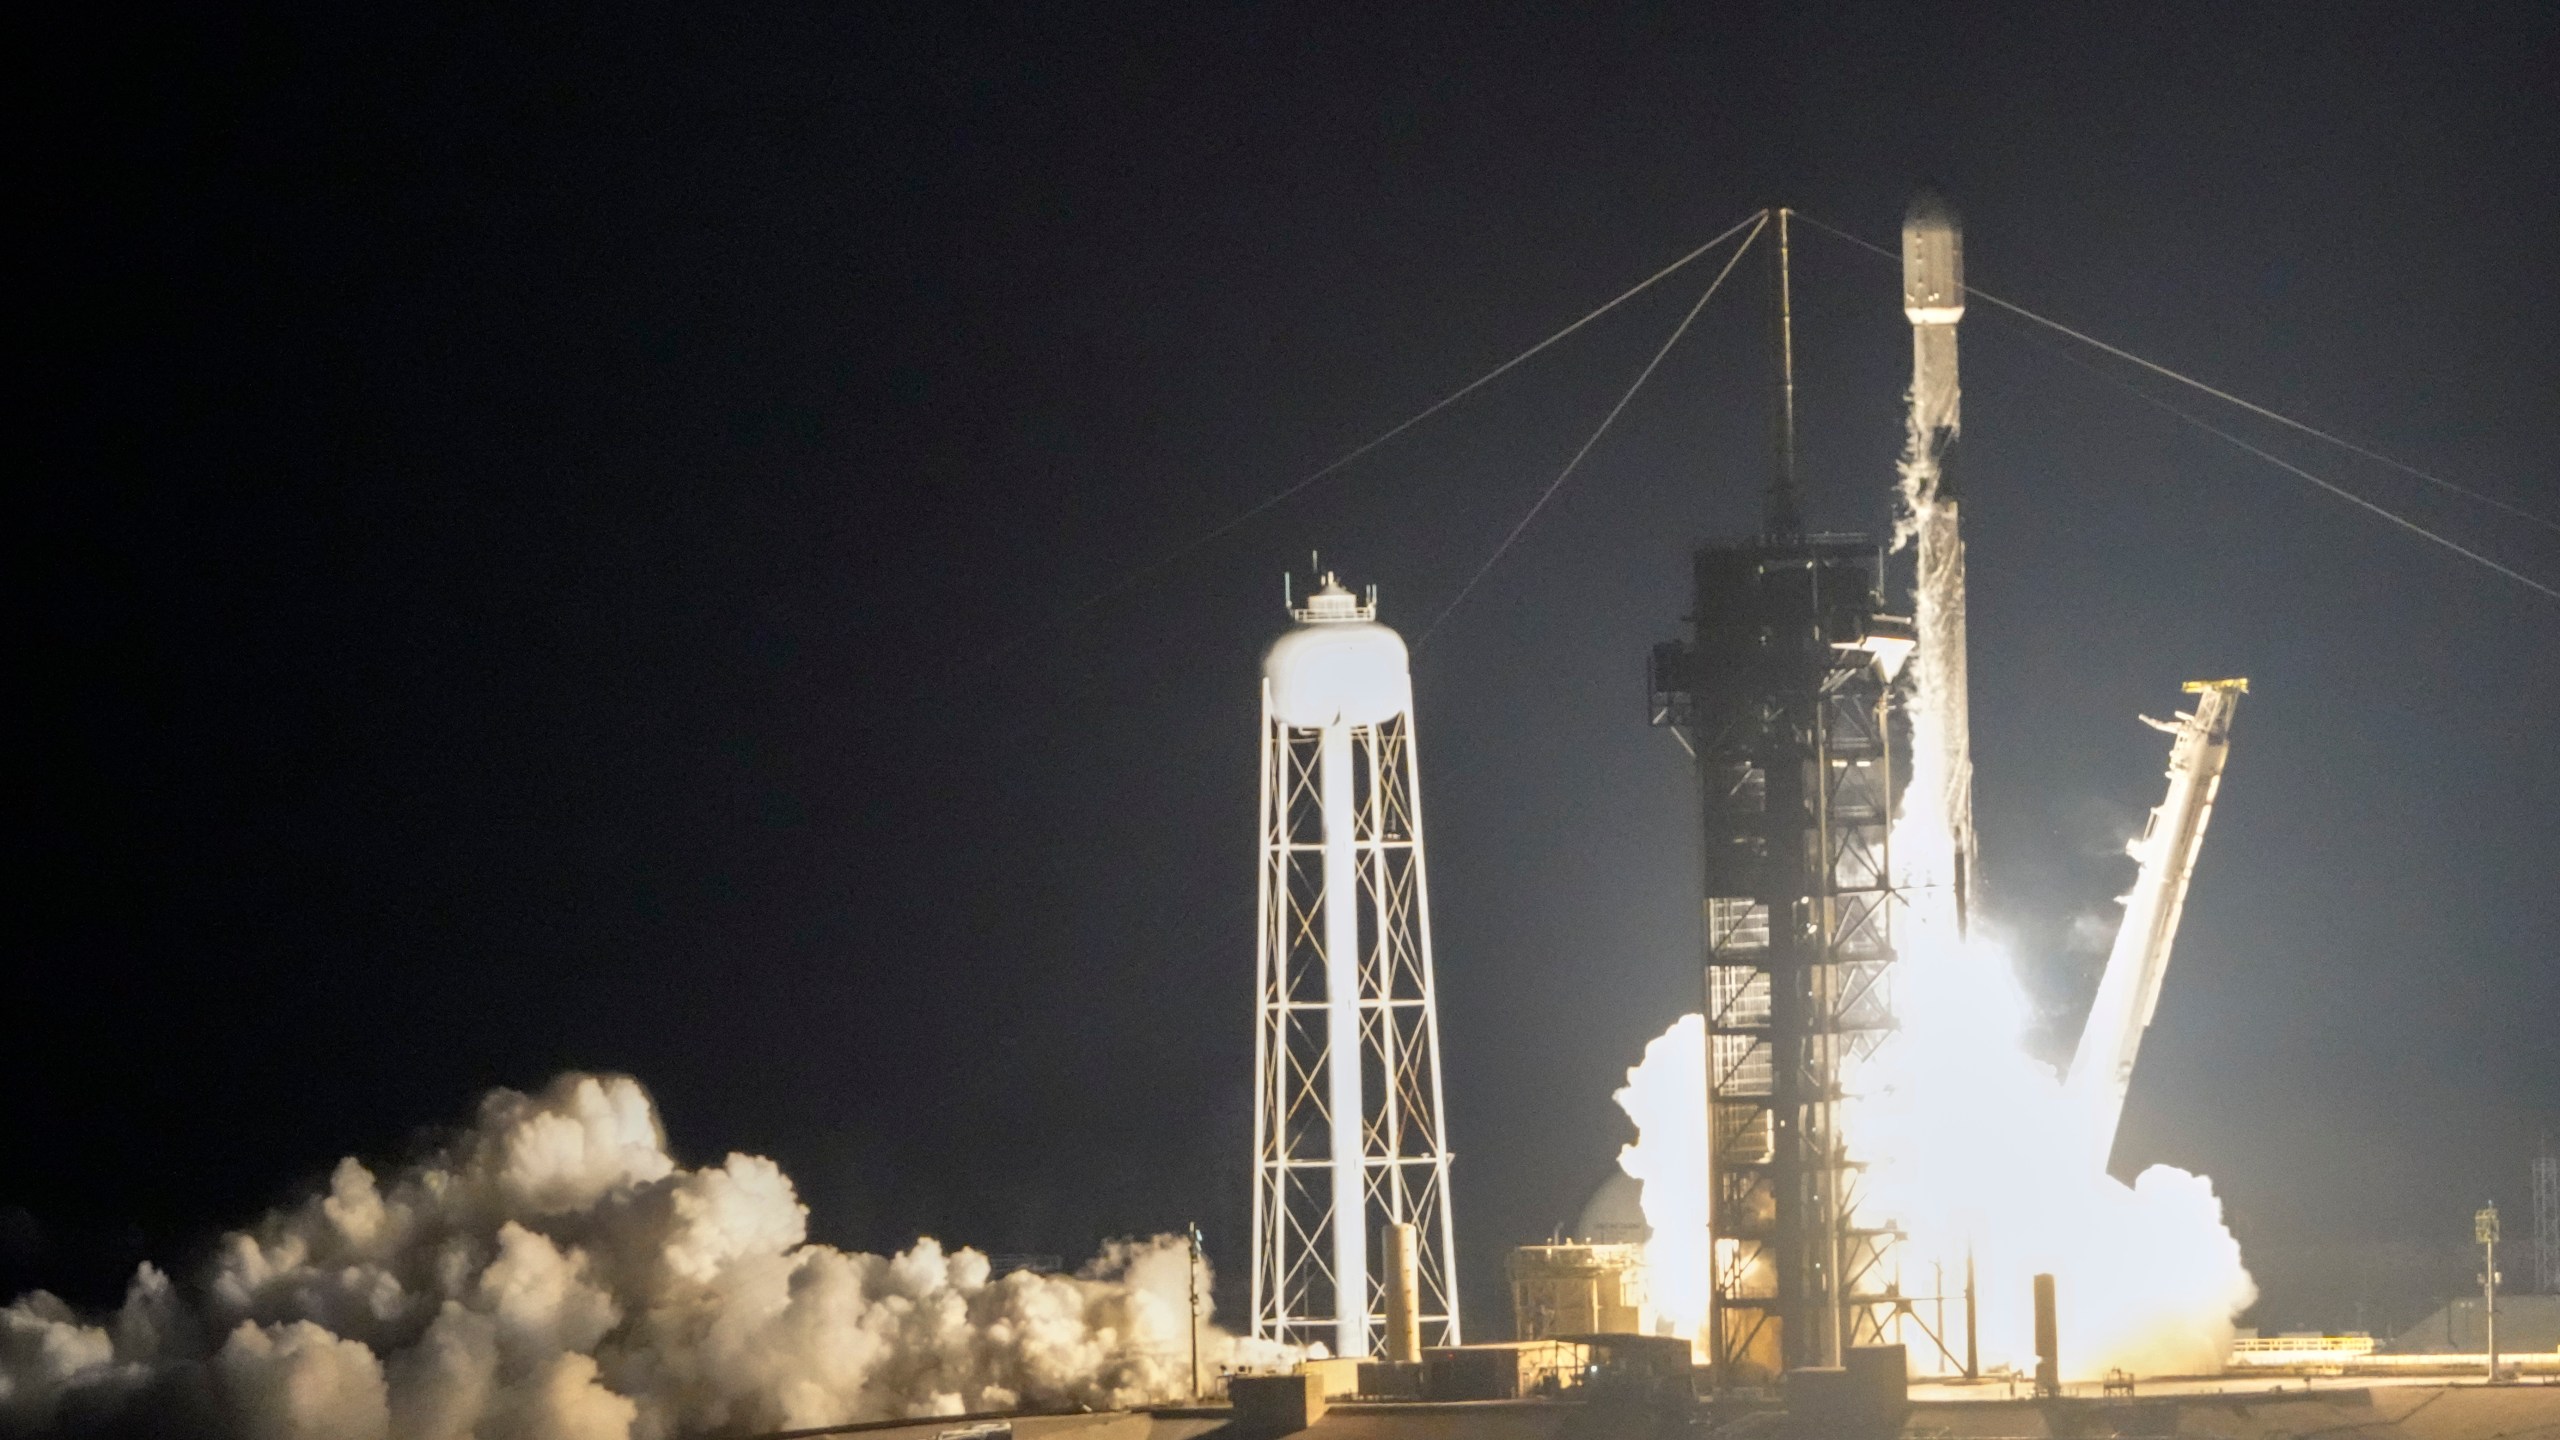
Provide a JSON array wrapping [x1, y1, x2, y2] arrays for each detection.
[[1901, 191, 1978, 925]]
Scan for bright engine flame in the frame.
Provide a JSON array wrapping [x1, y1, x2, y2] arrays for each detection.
[[1616, 917, 2257, 1377], [1612, 416, 2255, 1378], [1840, 918, 2257, 1377]]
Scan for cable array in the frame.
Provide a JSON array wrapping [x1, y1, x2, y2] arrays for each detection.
[[1416, 213, 1769, 648], [933, 211, 1770, 689], [1792, 211, 2559, 601], [1991, 317, 2560, 602], [951, 203, 2551, 696]]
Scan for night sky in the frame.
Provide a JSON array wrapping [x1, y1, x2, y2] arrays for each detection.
[[18, 4, 2559, 1343]]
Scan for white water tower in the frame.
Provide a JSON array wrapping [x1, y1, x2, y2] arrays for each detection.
[[1250, 572, 1460, 1357]]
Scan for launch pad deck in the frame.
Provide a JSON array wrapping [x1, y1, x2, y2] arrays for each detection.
[[748, 1382, 2560, 1440]]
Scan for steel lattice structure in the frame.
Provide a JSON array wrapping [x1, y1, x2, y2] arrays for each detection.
[[1251, 580, 1460, 1357], [1641, 212, 1949, 1379], [1652, 539, 1920, 1378]]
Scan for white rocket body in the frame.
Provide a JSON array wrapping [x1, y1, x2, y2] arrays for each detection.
[[1899, 192, 1978, 925], [1903, 193, 1965, 453]]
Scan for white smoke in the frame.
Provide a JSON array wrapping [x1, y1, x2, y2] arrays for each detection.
[[1617, 960, 2255, 1379], [1612, 1016, 1707, 1345], [1, 1074, 1281, 1439], [1867, 406, 2255, 1375], [1838, 924, 2257, 1378]]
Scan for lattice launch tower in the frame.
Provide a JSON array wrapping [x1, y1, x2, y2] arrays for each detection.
[[1650, 210, 1918, 1376]]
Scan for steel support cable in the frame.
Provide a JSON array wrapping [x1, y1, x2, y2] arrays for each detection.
[[1790, 211, 2560, 535], [2108, 376, 2560, 603], [1415, 212, 1772, 649], [1995, 311, 2560, 603], [930, 210, 1769, 690], [1792, 211, 2559, 603]]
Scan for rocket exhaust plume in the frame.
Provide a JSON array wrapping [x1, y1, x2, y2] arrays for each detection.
[[1617, 933, 2256, 1377], [1, 1074, 1288, 1439], [1612, 1017, 1709, 1345]]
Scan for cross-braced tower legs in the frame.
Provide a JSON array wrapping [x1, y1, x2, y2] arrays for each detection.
[[1252, 575, 1460, 1357]]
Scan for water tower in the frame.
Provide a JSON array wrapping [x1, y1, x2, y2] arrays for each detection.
[[1250, 572, 1461, 1357]]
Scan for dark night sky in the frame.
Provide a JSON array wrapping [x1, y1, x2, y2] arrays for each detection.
[[16, 3, 2559, 1340]]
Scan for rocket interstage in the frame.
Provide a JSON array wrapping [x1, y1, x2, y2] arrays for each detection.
[[1250, 574, 1460, 1359], [1899, 190, 1977, 930]]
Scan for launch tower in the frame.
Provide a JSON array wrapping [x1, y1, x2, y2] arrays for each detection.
[[1251, 575, 1461, 1357], [1649, 211, 1915, 1377]]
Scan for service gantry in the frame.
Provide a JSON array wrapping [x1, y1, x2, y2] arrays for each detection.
[[1648, 210, 1916, 1378]]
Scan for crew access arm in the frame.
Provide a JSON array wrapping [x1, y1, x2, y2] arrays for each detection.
[[2065, 678, 2248, 1174]]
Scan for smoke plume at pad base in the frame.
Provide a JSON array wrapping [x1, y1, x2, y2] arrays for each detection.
[[1, 1074, 1284, 1439]]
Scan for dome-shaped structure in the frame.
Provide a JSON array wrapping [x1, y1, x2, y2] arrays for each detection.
[[1263, 619, 1411, 729], [1575, 1169, 1653, 1245], [1263, 573, 1412, 728]]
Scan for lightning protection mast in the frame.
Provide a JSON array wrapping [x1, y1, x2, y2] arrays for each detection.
[[1252, 572, 1460, 1358], [2534, 1138, 2559, 1294]]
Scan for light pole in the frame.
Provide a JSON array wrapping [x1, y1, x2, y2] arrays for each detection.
[[2475, 1204, 2499, 1383], [1188, 1222, 1205, 1401]]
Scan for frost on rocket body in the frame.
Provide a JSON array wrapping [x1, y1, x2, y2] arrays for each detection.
[[1, 1074, 1259, 1439]]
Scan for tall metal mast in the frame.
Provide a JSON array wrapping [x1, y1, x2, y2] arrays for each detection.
[[1252, 575, 1461, 1357], [2535, 1138, 2560, 1293], [1766, 208, 1804, 542]]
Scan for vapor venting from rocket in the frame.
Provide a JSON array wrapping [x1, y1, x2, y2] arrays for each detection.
[[1, 1074, 1276, 1439]]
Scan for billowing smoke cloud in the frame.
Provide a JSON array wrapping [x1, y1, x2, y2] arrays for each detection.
[[1612, 1017, 1706, 1344], [1617, 976, 2255, 1377], [2, 1074, 1281, 1438], [1872, 411, 2255, 1375], [1839, 925, 2256, 1377]]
